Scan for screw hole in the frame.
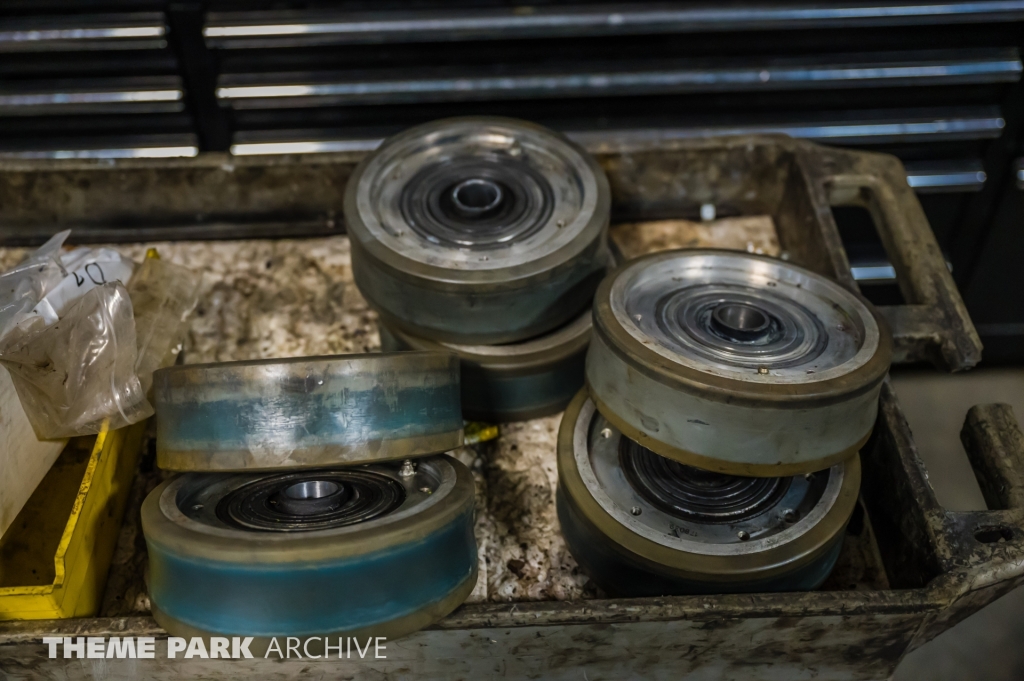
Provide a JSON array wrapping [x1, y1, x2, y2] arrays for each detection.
[[975, 526, 1015, 543]]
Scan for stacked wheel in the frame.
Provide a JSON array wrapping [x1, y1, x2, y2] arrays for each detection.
[[154, 352, 463, 471], [378, 298, 592, 423], [143, 456, 476, 644], [144, 352, 478, 643], [558, 250, 891, 596], [347, 117, 612, 421], [557, 392, 860, 596]]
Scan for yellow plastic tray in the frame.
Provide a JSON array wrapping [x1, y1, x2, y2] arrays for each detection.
[[0, 419, 147, 620]]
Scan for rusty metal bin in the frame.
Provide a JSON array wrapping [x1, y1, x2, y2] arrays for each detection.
[[1, 136, 1022, 680]]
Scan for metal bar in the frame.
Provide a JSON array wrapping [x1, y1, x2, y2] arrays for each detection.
[[229, 138, 381, 155], [203, 2, 1024, 48], [0, 13, 166, 52], [960, 403, 1024, 511], [0, 134, 199, 160], [906, 171, 987, 191], [949, 66, 1024, 289], [0, 74, 184, 115], [215, 52, 1022, 108], [228, 112, 1006, 156], [570, 118, 1007, 147], [0, 91, 181, 106], [852, 256, 953, 283], [0, 147, 198, 160], [851, 263, 899, 282], [903, 160, 988, 193]]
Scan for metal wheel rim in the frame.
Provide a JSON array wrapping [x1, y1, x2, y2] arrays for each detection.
[[345, 116, 610, 285], [144, 456, 473, 561], [573, 398, 845, 556], [557, 390, 860, 579], [605, 249, 884, 388]]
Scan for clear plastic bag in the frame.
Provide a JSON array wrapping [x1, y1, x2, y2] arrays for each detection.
[[0, 230, 69, 341], [128, 253, 201, 394], [0, 240, 199, 439], [30, 245, 135, 326], [0, 282, 152, 438]]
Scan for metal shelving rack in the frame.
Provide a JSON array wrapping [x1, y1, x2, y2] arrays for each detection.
[[1, 1, 1022, 360]]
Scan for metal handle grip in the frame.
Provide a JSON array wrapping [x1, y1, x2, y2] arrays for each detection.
[[949, 403, 1024, 571], [961, 403, 1024, 511], [813, 146, 983, 372], [895, 400, 1024, 651]]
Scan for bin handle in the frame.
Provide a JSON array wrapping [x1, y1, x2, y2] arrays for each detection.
[[811, 145, 982, 372], [946, 403, 1024, 598], [961, 403, 1024, 513], [900, 401, 1024, 651]]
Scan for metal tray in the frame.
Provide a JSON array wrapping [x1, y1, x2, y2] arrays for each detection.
[[2, 136, 1021, 680], [0, 133, 982, 372]]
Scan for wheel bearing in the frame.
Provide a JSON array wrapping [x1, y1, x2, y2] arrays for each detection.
[[142, 455, 477, 641], [586, 249, 891, 476], [345, 117, 611, 345], [557, 390, 859, 596]]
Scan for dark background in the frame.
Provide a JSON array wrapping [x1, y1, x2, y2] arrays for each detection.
[[2, 0, 1022, 362]]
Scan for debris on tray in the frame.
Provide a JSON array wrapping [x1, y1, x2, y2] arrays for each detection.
[[611, 215, 780, 259], [53, 234, 886, 615]]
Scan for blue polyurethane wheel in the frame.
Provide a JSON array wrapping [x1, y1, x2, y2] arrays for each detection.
[[377, 308, 590, 423], [557, 389, 859, 597], [586, 249, 890, 477], [142, 455, 477, 644], [153, 351, 462, 471], [345, 117, 611, 345]]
